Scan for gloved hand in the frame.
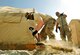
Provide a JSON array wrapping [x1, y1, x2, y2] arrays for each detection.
[[58, 27, 60, 30], [55, 29, 58, 33], [32, 30, 38, 36], [29, 27, 38, 36]]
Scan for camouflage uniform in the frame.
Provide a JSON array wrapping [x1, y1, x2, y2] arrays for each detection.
[[56, 14, 72, 41], [29, 13, 55, 41], [39, 14, 56, 40]]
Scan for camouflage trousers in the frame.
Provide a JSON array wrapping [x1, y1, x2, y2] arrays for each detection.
[[40, 18, 55, 41], [60, 25, 72, 42]]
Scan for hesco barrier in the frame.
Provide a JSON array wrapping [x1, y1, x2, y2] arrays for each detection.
[[0, 7, 36, 49], [69, 19, 80, 47]]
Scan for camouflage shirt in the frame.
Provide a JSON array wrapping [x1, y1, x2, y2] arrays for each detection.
[[57, 15, 67, 27]]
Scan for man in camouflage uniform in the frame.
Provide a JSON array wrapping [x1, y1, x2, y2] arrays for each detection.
[[55, 12, 72, 41], [25, 12, 56, 41], [39, 13, 56, 41]]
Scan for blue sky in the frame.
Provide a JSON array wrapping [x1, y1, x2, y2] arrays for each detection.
[[0, 0, 61, 16]]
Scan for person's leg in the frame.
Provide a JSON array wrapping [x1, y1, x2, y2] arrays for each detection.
[[40, 26, 47, 41], [45, 19, 55, 39], [65, 26, 72, 42], [60, 28, 66, 41], [47, 30, 55, 39]]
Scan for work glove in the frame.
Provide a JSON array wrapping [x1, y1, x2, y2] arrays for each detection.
[[32, 30, 38, 36], [58, 27, 60, 30], [55, 29, 58, 33], [29, 27, 38, 36]]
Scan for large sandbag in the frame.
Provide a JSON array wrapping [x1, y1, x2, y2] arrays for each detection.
[[69, 19, 80, 47], [0, 6, 36, 45]]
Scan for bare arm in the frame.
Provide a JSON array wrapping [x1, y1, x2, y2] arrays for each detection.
[[32, 13, 44, 36], [35, 16, 44, 31]]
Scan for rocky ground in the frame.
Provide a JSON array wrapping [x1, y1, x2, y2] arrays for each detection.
[[0, 39, 80, 55]]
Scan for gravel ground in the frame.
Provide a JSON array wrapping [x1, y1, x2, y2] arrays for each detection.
[[0, 39, 80, 55], [0, 48, 80, 55]]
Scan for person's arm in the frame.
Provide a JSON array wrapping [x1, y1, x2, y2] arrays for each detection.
[[32, 14, 44, 36], [35, 16, 44, 31], [55, 22, 59, 33]]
